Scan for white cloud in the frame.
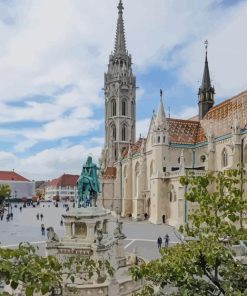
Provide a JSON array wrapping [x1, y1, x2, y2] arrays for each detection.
[[0, 144, 102, 180], [0, 0, 246, 178], [136, 118, 151, 138], [171, 106, 198, 120]]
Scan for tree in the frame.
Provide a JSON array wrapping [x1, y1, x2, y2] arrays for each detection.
[[0, 243, 114, 296], [130, 169, 247, 295], [0, 184, 11, 207], [0, 184, 11, 217]]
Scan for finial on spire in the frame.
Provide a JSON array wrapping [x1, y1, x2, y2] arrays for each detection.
[[204, 40, 208, 60], [118, 0, 124, 14], [114, 0, 127, 55], [160, 89, 163, 99]]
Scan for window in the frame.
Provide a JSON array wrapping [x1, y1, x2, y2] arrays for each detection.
[[112, 125, 116, 140], [135, 162, 140, 197], [158, 136, 160, 143], [131, 101, 134, 117], [111, 99, 116, 116], [244, 144, 247, 164], [122, 100, 127, 116], [122, 125, 127, 141], [222, 148, 228, 167], [163, 136, 166, 143], [163, 167, 166, 173], [150, 160, 154, 176], [200, 155, 206, 163]]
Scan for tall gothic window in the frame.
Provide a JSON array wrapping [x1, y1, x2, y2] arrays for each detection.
[[222, 148, 228, 167], [122, 100, 127, 116], [135, 162, 140, 197], [122, 125, 127, 141], [131, 101, 134, 117], [111, 99, 116, 116], [112, 124, 116, 140], [244, 144, 247, 164]]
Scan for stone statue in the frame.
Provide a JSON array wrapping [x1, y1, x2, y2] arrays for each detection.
[[46, 227, 59, 242], [113, 220, 126, 239], [77, 156, 100, 208]]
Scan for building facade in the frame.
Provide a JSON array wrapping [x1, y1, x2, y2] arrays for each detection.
[[0, 171, 35, 200], [45, 174, 79, 201], [100, 1, 247, 226]]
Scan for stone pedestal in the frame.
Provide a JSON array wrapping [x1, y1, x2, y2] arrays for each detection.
[[46, 207, 118, 268], [45, 206, 142, 295]]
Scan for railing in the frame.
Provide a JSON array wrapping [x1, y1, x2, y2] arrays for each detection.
[[162, 169, 206, 179]]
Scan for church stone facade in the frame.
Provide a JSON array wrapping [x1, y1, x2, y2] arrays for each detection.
[[100, 1, 247, 226]]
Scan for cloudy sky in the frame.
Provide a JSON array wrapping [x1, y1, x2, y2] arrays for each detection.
[[0, 0, 246, 180]]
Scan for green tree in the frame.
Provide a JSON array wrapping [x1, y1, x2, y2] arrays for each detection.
[[0, 243, 114, 296], [130, 169, 247, 295], [0, 184, 11, 207]]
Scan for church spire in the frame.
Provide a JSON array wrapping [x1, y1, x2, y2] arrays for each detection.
[[114, 0, 127, 55], [201, 40, 211, 90], [198, 40, 215, 120], [155, 89, 168, 130]]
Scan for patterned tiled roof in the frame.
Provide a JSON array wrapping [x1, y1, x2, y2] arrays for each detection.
[[167, 119, 205, 144], [201, 90, 247, 136], [0, 171, 31, 182], [49, 174, 79, 187], [101, 167, 117, 179], [122, 138, 145, 158]]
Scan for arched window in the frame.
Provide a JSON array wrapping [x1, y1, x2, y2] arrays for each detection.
[[150, 160, 154, 176], [135, 162, 140, 197], [131, 101, 134, 118], [222, 148, 228, 167], [169, 192, 173, 202], [244, 144, 247, 164], [122, 100, 127, 116], [163, 136, 166, 143], [158, 136, 160, 143], [111, 99, 116, 116], [112, 124, 116, 140], [122, 125, 127, 141]]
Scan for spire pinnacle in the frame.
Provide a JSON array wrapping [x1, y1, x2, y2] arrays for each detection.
[[155, 89, 167, 129], [201, 40, 211, 89], [198, 40, 215, 119], [114, 0, 127, 55]]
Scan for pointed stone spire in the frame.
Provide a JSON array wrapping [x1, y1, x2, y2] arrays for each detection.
[[198, 40, 215, 119], [155, 89, 168, 130], [201, 40, 211, 89], [114, 0, 127, 55]]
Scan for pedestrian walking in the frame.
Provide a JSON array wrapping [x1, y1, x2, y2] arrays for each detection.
[[164, 234, 170, 247], [41, 224, 45, 236], [157, 236, 162, 249], [36, 213, 39, 220], [40, 213, 43, 221], [60, 219, 63, 226], [19, 206, 22, 212]]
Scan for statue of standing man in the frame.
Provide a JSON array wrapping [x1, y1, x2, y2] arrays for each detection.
[[76, 156, 100, 208]]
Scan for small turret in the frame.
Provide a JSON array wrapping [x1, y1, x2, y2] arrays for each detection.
[[153, 90, 169, 146], [198, 40, 215, 119]]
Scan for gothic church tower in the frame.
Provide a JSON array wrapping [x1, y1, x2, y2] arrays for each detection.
[[103, 0, 136, 167], [198, 41, 215, 119]]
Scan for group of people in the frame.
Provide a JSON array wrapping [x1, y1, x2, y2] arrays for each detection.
[[157, 234, 170, 249], [36, 213, 44, 221]]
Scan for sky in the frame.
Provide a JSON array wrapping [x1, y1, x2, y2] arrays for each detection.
[[0, 0, 247, 180]]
